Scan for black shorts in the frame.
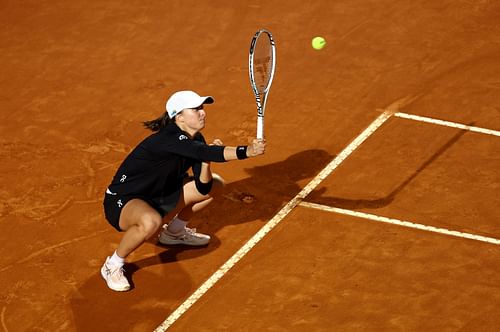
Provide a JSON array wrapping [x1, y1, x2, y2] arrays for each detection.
[[103, 190, 182, 232]]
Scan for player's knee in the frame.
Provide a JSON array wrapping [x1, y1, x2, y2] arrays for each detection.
[[210, 173, 225, 196], [138, 213, 162, 237]]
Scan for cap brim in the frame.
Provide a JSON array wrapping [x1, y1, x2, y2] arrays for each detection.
[[187, 96, 214, 109], [202, 96, 214, 104]]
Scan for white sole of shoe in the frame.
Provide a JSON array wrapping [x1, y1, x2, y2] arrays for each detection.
[[158, 230, 210, 246], [158, 238, 209, 246]]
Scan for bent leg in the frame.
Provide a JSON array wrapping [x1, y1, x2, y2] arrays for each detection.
[[158, 174, 225, 245], [101, 198, 162, 291], [116, 198, 163, 258]]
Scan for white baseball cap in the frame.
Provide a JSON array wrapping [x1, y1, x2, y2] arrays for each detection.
[[165, 90, 214, 118]]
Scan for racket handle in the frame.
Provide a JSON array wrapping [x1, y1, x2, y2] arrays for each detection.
[[257, 117, 264, 139]]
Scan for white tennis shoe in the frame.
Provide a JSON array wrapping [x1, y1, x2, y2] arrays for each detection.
[[158, 225, 210, 246], [101, 257, 130, 292]]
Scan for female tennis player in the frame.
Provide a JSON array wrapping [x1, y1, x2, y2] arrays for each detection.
[[101, 90, 266, 291]]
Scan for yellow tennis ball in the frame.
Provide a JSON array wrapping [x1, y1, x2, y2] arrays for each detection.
[[312, 36, 326, 50]]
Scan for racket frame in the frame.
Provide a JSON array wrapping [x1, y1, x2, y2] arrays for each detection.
[[249, 29, 276, 139]]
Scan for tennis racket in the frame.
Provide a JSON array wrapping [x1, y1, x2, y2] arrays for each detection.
[[249, 29, 276, 139]]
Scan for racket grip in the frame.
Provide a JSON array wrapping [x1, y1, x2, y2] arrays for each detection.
[[257, 117, 264, 139]]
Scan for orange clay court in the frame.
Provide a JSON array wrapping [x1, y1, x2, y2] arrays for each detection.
[[1, 1, 499, 331]]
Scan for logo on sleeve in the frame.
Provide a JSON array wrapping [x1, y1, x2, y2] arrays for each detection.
[[179, 134, 188, 141]]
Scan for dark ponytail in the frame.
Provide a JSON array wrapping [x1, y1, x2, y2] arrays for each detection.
[[143, 111, 172, 132]]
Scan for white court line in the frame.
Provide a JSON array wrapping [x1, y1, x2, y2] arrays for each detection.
[[395, 112, 500, 137], [300, 201, 500, 245], [154, 111, 394, 331]]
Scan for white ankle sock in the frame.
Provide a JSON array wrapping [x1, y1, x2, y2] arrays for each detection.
[[108, 250, 125, 267], [167, 216, 188, 235]]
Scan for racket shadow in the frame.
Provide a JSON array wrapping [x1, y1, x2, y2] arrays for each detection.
[[307, 127, 470, 210]]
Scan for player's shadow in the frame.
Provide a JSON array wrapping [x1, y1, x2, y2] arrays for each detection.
[[307, 127, 469, 209]]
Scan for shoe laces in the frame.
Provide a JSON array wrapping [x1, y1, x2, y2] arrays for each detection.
[[184, 227, 198, 236], [106, 263, 125, 277]]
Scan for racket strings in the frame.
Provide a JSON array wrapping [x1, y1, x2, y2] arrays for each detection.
[[252, 36, 274, 94]]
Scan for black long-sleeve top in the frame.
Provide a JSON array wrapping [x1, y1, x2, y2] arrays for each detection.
[[106, 122, 226, 200]]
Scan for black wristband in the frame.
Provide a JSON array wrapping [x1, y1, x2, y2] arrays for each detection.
[[236, 146, 248, 160]]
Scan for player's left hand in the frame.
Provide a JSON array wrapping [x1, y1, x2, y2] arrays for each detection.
[[247, 138, 266, 157], [211, 139, 224, 146]]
